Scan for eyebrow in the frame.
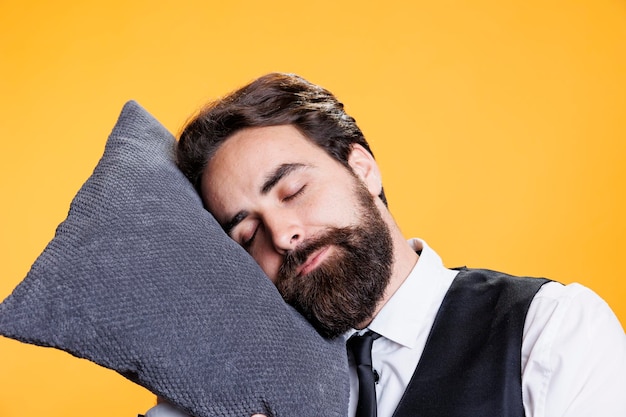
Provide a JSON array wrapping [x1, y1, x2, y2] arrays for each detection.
[[222, 163, 308, 235], [222, 210, 249, 236], [261, 163, 307, 194]]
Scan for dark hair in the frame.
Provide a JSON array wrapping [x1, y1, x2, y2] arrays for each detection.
[[177, 72, 387, 205]]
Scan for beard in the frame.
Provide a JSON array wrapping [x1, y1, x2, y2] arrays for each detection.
[[275, 180, 394, 339]]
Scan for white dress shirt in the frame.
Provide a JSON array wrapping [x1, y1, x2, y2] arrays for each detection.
[[146, 239, 626, 417], [347, 238, 626, 417]]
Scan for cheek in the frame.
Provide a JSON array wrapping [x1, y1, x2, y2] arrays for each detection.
[[307, 182, 359, 226], [250, 245, 282, 284]]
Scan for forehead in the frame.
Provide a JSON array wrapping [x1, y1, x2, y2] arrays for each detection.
[[206, 124, 331, 179], [219, 124, 322, 162], [200, 125, 336, 214]]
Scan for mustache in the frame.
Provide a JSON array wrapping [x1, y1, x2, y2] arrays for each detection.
[[278, 227, 354, 279]]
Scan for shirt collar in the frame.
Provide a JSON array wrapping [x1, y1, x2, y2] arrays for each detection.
[[350, 238, 458, 348]]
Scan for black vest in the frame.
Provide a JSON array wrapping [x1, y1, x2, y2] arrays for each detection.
[[392, 268, 550, 417]]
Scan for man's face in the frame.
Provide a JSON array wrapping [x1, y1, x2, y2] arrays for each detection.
[[201, 125, 393, 337]]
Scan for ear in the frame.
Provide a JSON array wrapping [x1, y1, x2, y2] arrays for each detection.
[[347, 144, 383, 197]]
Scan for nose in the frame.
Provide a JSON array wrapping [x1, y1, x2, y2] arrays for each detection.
[[264, 211, 303, 254]]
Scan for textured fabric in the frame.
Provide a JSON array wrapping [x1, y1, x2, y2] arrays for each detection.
[[0, 101, 349, 417], [392, 268, 549, 417]]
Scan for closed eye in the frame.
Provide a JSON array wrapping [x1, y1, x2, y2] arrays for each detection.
[[283, 185, 307, 202], [242, 226, 259, 250]]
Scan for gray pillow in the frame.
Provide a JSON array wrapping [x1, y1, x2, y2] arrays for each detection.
[[0, 101, 349, 417]]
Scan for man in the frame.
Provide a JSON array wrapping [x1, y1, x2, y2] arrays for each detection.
[[145, 73, 626, 417]]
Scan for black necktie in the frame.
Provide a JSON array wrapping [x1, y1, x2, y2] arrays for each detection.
[[347, 330, 381, 417]]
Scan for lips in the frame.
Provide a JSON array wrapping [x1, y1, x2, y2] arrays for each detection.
[[295, 246, 330, 277]]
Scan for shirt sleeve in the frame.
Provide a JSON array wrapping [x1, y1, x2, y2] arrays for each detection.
[[521, 282, 626, 417], [144, 402, 193, 417]]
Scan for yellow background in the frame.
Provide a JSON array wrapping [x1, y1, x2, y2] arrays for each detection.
[[1, 1, 624, 416]]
